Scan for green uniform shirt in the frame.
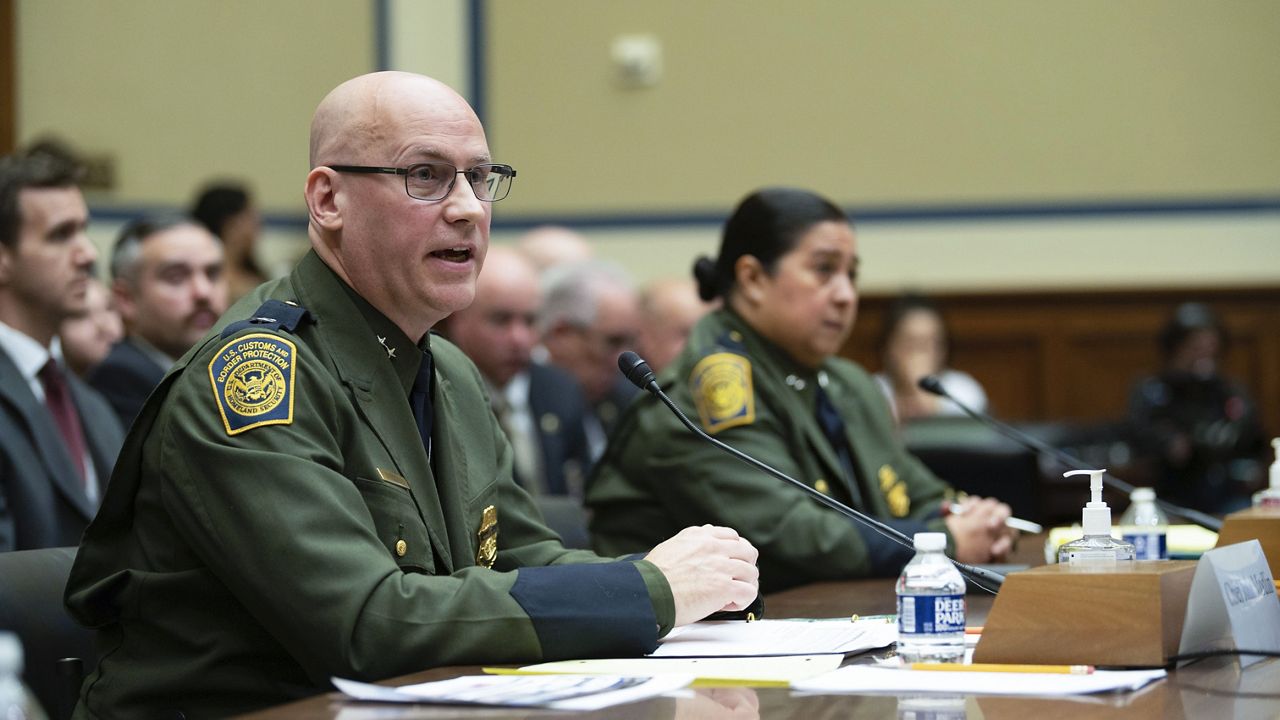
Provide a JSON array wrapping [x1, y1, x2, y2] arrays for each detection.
[[65, 251, 674, 719], [587, 308, 955, 592]]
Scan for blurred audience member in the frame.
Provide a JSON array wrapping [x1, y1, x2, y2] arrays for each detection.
[[636, 277, 716, 376], [541, 260, 641, 461], [515, 225, 593, 274], [88, 216, 227, 427], [0, 149, 123, 551], [1129, 302, 1266, 514], [192, 182, 265, 302], [59, 277, 123, 377], [439, 247, 591, 498], [873, 294, 987, 425]]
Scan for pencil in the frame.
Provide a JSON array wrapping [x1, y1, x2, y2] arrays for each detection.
[[910, 663, 1094, 675]]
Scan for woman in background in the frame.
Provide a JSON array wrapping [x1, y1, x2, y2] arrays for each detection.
[[873, 294, 988, 426], [586, 187, 1014, 592], [192, 182, 267, 303]]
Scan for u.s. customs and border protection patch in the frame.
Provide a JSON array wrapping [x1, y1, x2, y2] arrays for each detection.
[[208, 333, 297, 435], [691, 352, 755, 434], [476, 505, 498, 568]]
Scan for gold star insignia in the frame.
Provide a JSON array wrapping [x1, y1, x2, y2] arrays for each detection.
[[376, 335, 397, 359]]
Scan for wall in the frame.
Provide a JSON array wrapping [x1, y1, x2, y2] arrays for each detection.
[[13, 1, 1280, 291]]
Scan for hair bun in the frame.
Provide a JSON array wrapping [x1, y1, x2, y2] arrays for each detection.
[[692, 256, 721, 301]]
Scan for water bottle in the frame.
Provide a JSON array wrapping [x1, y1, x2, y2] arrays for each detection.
[[1119, 487, 1168, 560], [896, 532, 965, 663], [0, 632, 48, 720]]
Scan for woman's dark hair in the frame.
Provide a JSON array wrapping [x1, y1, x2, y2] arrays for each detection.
[[692, 187, 848, 302], [1158, 302, 1228, 360], [876, 293, 950, 363], [191, 183, 250, 238]]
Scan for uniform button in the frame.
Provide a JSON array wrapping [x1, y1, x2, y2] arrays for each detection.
[[729, 331, 743, 342], [815, 478, 830, 494], [395, 540, 408, 557]]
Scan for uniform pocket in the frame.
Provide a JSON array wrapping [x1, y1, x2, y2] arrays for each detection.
[[353, 476, 434, 573]]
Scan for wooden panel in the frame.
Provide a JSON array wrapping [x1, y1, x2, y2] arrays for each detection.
[[843, 285, 1280, 437]]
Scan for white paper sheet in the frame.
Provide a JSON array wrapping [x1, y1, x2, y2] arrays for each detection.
[[791, 666, 1166, 696], [512, 653, 845, 684], [651, 617, 897, 657], [332, 674, 691, 711]]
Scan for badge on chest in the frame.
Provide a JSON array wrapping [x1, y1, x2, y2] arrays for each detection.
[[476, 505, 498, 568]]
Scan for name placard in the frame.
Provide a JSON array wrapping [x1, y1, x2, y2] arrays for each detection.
[[1178, 540, 1280, 668]]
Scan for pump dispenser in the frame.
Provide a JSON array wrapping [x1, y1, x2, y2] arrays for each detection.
[[1252, 439, 1280, 508], [1057, 469, 1135, 564]]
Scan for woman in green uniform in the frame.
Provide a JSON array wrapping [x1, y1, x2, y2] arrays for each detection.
[[586, 187, 1014, 592]]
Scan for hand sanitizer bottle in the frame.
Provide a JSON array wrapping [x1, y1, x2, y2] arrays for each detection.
[[1252, 439, 1280, 508], [1118, 487, 1169, 560], [1057, 469, 1135, 564]]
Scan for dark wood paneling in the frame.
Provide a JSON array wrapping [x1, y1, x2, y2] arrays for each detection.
[[844, 285, 1280, 437]]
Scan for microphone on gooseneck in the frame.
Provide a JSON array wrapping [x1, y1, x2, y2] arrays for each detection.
[[617, 352, 1004, 593], [917, 375, 1223, 532]]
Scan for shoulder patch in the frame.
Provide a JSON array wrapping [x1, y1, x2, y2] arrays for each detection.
[[207, 333, 297, 435], [690, 352, 755, 434]]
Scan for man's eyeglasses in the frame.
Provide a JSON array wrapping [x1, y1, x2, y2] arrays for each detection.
[[326, 162, 517, 202]]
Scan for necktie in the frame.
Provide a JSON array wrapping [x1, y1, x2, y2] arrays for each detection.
[[815, 385, 865, 507], [492, 392, 544, 495], [410, 352, 434, 461], [39, 360, 88, 486]]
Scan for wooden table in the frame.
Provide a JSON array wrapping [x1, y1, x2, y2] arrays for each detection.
[[238, 538, 1280, 719]]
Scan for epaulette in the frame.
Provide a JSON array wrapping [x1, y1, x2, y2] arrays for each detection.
[[220, 299, 311, 339], [715, 328, 748, 354]]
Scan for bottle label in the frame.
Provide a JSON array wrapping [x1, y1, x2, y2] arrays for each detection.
[[1259, 496, 1280, 508], [1122, 531, 1168, 560], [897, 594, 966, 635]]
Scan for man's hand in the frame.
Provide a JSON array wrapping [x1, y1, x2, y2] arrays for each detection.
[[644, 525, 759, 627], [944, 496, 1017, 564]]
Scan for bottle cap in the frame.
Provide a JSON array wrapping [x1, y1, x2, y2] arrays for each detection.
[[1131, 487, 1155, 502], [913, 532, 947, 552]]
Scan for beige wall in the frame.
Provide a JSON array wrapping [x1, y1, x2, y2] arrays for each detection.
[[15, 1, 1280, 291], [489, 1, 1280, 215]]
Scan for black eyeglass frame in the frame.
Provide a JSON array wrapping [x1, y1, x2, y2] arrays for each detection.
[[325, 162, 517, 202]]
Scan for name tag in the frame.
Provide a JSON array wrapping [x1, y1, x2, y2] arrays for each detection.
[[1178, 539, 1280, 668]]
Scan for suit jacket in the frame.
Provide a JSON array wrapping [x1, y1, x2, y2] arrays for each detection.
[[86, 337, 167, 430], [0, 348, 124, 551], [525, 362, 592, 498]]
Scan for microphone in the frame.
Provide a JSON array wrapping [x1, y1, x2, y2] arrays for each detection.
[[617, 351, 1004, 592], [917, 375, 1222, 532]]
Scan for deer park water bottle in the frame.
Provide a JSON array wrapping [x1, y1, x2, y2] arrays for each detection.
[[896, 532, 965, 663], [1119, 487, 1169, 560]]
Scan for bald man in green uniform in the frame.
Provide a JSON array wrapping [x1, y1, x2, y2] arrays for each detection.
[[64, 72, 757, 719]]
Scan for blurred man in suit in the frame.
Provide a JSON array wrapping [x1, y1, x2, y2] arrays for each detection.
[[540, 260, 642, 461], [87, 216, 227, 427], [0, 150, 123, 551], [636, 276, 715, 375], [514, 225, 593, 275], [439, 247, 591, 498]]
